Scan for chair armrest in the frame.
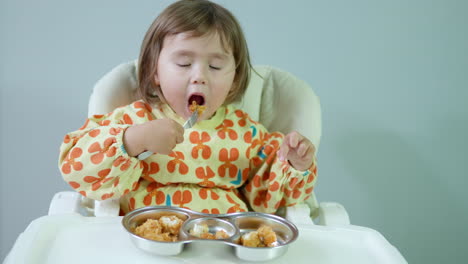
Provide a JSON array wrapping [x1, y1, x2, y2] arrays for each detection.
[[284, 203, 314, 225], [94, 199, 120, 217], [48, 191, 82, 215], [317, 202, 350, 226], [48, 191, 120, 217]]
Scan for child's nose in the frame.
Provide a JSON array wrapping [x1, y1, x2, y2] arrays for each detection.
[[193, 79, 206, 84], [191, 66, 207, 85]]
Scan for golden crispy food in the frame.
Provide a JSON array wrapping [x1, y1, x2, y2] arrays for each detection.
[[159, 215, 184, 236], [189, 223, 209, 237], [189, 101, 206, 115], [240, 225, 279, 248], [189, 223, 230, 240], [134, 219, 163, 240], [133, 216, 277, 246], [134, 215, 184, 242], [257, 225, 278, 247], [200, 232, 216, 239], [240, 231, 262, 247], [215, 230, 230, 239]]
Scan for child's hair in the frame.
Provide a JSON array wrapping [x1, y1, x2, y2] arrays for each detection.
[[138, 0, 252, 105]]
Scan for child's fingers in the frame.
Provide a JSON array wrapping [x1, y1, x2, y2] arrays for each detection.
[[171, 120, 184, 134], [278, 132, 313, 163], [171, 120, 185, 144], [175, 127, 184, 144], [277, 141, 290, 161], [297, 142, 310, 158], [287, 132, 299, 148], [288, 131, 303, 148], [278, 132, 301, 161], [176, 133, 184, 144]]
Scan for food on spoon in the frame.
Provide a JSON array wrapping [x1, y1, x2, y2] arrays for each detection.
[[189, 100, 206, 115]]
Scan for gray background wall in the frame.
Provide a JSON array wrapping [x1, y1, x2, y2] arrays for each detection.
[[1, 0, 467, 263]]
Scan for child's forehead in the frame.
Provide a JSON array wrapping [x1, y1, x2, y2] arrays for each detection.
[[164, 31, 232, 55]]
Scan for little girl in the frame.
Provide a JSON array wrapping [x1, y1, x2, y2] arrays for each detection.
[[59, 0, 317, 215]]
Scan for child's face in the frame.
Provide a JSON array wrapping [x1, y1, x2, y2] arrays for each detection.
[[155, 31, 236, 121]]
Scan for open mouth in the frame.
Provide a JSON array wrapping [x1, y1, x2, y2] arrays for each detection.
[[188, 94, 205, 107]]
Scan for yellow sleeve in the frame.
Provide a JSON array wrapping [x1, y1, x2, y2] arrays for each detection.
[[58, 101, 151, 201], [242, 123, 317, 213]]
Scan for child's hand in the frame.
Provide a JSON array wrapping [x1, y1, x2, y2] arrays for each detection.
[[277, 131, 315, 171], [124, 118, 184, 156]]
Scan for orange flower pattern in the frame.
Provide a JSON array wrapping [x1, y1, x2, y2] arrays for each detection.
[[59, 100, 317, 215], [189, 131, 211, 159], [218, 148, 239, 178], [195, 166, 216, 187], [167, 151, 189, 175]]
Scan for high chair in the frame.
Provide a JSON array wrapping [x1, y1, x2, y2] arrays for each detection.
[[48, 61, 347, 225], [4, 61, 407, 264]]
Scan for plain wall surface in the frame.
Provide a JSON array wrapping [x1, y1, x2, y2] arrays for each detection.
[[1, 0, 467, 263]]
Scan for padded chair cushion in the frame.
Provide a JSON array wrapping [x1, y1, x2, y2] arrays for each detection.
[[89, 61, 321, 149], [87, 60, 322, 214]]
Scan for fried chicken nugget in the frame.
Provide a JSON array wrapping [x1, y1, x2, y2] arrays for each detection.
[[189, 223, 209, 237], [241, 231, 262, 247], [257, 225, 278, 247], [159, 215, 184, 235], [134, 215, 185, 242], [200, 232, 216, 239], [134, 219, 162, 238], [152, 232, 178, 242], [190, 224, 230, 240], [215, 230, 230, 239]]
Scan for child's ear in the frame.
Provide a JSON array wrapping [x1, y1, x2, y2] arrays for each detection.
[[152, 73, 165, 99], [230, 78, 238, 92], [153, 74, 160, 86]]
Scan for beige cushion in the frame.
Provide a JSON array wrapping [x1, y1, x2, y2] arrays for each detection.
[[89, 61, 321, 150], [89, 61, 322, 214]]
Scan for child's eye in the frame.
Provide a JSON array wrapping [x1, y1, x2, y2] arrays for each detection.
[[209, 65, 221, 70], [177, 64, 191, 67]]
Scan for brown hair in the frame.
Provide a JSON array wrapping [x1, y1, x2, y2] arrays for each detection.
[[138, 0, 252, 105]]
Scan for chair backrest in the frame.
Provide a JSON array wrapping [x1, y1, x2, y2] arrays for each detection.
[[90, 61, 322, 214], [89, 60, 322, 150]]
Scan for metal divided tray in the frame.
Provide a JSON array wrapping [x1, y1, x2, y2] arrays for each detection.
[[122, 206, 299, 262]]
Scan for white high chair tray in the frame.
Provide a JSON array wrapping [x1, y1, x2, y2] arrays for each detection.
[[4, 214, 406, 264]]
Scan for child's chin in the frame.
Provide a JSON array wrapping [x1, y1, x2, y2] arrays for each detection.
[[196, 112, 207, 121], [198, 110, 212, 121]]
